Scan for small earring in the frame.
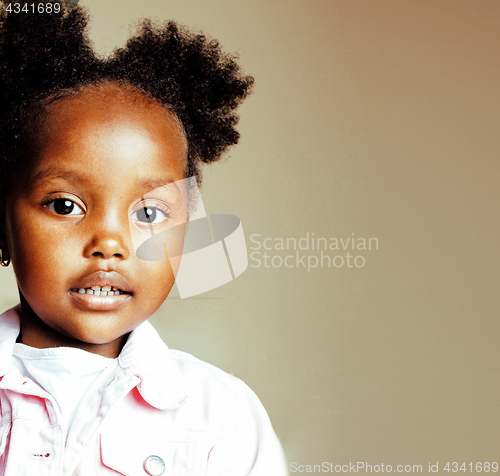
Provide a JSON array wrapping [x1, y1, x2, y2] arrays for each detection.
[[0, 249, 10, 267]]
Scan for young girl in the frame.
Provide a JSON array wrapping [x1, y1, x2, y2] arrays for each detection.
[[0, 1, 288, 474]]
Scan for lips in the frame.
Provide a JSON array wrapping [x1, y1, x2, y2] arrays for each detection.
[[71, 270, 133, 294], [69, 270, 133, 311]]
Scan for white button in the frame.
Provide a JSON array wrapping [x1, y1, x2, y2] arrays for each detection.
[[144, 455, 165, 476]]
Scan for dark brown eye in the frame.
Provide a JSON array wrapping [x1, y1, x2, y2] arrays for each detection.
[[47, 198, 83, 215]]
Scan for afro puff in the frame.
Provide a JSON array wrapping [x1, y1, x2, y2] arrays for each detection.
[[0, 0, 254, 194]]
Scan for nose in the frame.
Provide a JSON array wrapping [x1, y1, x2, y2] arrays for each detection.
[[83, 211, 131, 260], [86, 237, 130, 260]]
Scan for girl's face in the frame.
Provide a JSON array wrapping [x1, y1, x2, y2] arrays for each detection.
[[2, 86, 189, 357]]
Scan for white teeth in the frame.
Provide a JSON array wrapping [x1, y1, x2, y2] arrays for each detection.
[[75, 286, 124, 296]]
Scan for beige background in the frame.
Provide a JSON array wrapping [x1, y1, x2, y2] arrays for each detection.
[[1, 0, 499, 472]]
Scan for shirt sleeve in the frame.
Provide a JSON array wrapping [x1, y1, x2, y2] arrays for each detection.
[[205, 378, 289, 476]]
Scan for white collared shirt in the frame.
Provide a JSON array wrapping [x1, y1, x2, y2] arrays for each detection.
[[0, 306, 289, 476], [12, 342, 114, 443]]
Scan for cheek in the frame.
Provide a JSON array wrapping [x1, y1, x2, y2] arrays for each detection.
[[7, 212, 80, 289], [131, 223, 188, 275], [138, 261, 176, 305], [164, 223, 188, 275]]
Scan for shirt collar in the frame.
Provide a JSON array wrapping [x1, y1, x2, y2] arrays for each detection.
[[117, 320, 187, 411], [0, 305, 187, 411]]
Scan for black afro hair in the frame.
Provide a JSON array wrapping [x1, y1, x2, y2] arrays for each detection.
[[0, 0, 254, 194]]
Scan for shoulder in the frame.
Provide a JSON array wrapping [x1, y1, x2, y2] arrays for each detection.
[[168, 348, 261, 409], [126, 322, 276, 433], [166, 350, 289, 474], [168, 348, 238, 386], [165, 347, 278, 436], [122, 321, 263, 415]]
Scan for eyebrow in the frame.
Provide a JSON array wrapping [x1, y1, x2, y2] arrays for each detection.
[[28, 166, 92, 188], [29, 166, 182, 194], [139, 178, 182, 193]]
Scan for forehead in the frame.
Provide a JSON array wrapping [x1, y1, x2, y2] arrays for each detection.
[[24, 85, 188, 194], [42, 85, 187, 157]]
